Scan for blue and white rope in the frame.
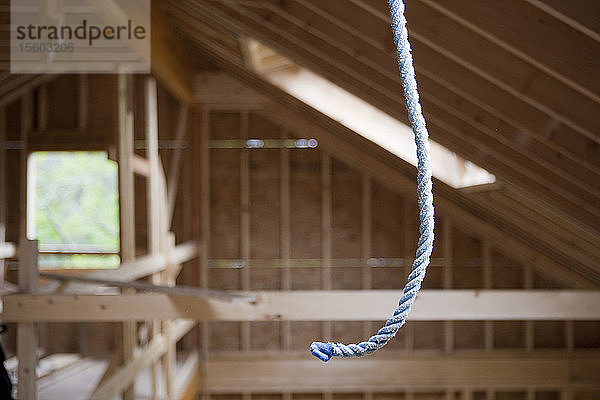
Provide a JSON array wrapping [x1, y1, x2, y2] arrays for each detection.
[[310, 0, 435, 362]]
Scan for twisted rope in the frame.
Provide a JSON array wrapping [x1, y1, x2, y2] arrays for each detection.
[[309, 0, 435, 362]]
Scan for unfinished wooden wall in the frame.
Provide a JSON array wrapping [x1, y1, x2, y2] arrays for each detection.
[[2, 74, 121, 359], [2, 75, 599, 398], [2, 74, 196, 359], [203, 108, 600, 400]]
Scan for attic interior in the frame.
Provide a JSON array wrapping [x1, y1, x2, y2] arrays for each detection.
[[1, 0, 599, 399]]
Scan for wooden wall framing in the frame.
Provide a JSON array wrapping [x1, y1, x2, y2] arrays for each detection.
[[0, 60, 598, 400]]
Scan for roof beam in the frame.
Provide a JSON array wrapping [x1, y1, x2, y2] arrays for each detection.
[[301, 0, 600, 144], [240, 0, 600, 171], [89, 0, 196, 104], [523, 0, 600, 43], [150, 0, 197, 104], [180, 0, 600, 235], [175, 25, 599, 287], [296, 0, 600, 176], [419, 0, 600, 111], [250, 0, 600, 205], [465, 189, 600, 273]]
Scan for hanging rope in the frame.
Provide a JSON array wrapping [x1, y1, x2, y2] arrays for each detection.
[[309, 0, 435, 362]]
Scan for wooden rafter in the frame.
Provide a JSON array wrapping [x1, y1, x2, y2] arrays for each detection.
[[298, 0, 600, 149], [523, 0, 600, 43], [176, 0, 600, 235], [420, 0, 600, 113], [150, 0, 197, 104], [174, 27, 598, 287]]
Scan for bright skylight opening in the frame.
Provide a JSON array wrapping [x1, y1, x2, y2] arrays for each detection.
[[245, 39, 495, 188]]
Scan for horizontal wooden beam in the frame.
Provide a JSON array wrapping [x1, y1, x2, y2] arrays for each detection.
[[40, 272, 255, 303], [49, 241, 199, 294], [4, 290, 600, 322], [28, 130, 114, 151], [131, 154, 150, 177], [84, 240, 199, 283], [204, 354, 600, 392]]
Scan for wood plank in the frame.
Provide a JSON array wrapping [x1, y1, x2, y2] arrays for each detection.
[[17, 240, 39, 400], [144, 77, 163, 399], [19, 94, 31, 241], [27, 130, 114, 151], [0, 107, 5, 283], [77, 241, 198, 283], [96, 0, 195, 104], [361, 174, 373, 339], [131, 154, 150, 177], [5, 290, 600, 322], [167, 105, 189, 228], [17, 96, 37, 400], [78, 74, 88, 131], [240, 110, 251, 352], [198, 107, 210, 379], [150, 0, 197, 104], [443, 220, 453, 352], [203, 355, 600, 392], [321, 152, 332, 340], [118, 74, 135, 264], [193, 73, 266, 106], [280, 128, 292, 350], [482, 241, 493, 352], [174, 352, 201, 400], [117, 73, 136, 400], [184, 0, 405, 128], [39, 272, 255, 303], [36, 84, 47, 132], [477, 189, 600, 274]]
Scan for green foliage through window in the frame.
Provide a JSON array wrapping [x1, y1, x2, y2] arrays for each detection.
[[30, 152, 120, 268]]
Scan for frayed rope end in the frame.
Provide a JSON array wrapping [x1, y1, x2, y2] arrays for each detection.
[[310, 342, 334, 362]]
